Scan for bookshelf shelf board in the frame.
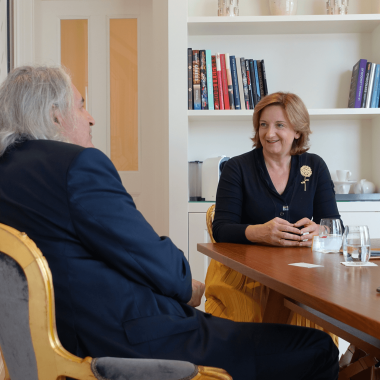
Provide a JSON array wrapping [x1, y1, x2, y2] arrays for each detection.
[[188, 109, 380, 121], [188, 15, 380, 36]]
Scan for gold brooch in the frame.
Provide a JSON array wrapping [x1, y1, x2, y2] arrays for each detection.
[[300, 165, 312, 191]]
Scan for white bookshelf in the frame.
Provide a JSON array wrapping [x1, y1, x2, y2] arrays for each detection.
[[188, 15, 380, 35], [189, 109, 380, 121], [168, 1, 380, 258]]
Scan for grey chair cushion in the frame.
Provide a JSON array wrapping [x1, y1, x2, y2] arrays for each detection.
[[0, 252, 38, 380], [91, 357, 198, 380]]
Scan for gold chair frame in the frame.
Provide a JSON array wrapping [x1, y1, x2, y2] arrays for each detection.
[[0, 223, 96, 380], [0, 223, 232, 380], [206, 204, 216, 244]]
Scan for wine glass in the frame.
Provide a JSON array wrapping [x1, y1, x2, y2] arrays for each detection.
[[342, 226, 371, 263], [319, 218, 343, 253]]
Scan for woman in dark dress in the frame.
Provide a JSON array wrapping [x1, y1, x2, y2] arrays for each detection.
[[205, 92, 340, 346]]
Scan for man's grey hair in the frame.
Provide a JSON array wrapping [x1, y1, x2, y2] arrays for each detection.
[[0, 65, 74, 156]]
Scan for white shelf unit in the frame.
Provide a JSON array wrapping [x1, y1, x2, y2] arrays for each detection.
[[168, 3, 380, 260], [189, 109, 380, 121], [188, 15, 380, 35]]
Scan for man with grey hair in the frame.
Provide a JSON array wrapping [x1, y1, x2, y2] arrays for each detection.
[[0, 65, 339, 380]]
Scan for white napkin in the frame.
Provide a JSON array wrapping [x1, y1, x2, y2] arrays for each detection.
[[288, 263, 324, 268], [340, 261, 378, 267]]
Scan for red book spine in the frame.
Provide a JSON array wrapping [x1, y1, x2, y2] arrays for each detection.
[[216, 53, 225, 110], [219, 53, 230, 110], [211, 55, 220, 110]]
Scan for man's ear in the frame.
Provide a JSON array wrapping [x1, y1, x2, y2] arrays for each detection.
[[53, 111, 64, 126]]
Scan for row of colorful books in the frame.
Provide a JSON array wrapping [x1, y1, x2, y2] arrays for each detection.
[[188, 48, 269, 110], [348, 59, 380, 108]]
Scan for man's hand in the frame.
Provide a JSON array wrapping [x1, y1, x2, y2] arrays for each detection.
[[187, 279, 205, 307]]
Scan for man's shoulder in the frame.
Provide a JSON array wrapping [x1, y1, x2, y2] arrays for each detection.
[[15, 140, 112, 176], [24, 140, 85, 157]]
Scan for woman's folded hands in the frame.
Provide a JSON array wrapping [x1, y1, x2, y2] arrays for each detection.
[[245, 217, 318, 247]]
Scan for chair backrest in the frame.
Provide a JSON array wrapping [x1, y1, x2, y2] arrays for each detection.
[[206, 204, 216, 243], [0, 223, 96, 380]]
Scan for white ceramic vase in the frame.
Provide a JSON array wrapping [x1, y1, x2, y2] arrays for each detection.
[[353, 179, 376, 194], [218, 0, 239, 16], [269, 0, 298, 15]]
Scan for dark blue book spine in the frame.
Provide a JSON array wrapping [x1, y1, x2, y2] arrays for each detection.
[[249, 60, 258, 106], [254, 60, 261, 101], [261, 59, 268, 96], [230, 55, 241, 110]]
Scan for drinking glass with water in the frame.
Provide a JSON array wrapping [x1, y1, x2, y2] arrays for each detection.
[[342, 225, 371, 263], [319, 218, 343, 253]]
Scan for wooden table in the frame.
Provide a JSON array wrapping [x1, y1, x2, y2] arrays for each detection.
[[197, 243, 380, 358]]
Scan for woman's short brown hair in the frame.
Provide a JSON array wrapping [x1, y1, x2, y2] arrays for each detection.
[[251, 92, 311, 155]]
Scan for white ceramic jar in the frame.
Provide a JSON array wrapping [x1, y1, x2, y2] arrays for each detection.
[[326, 0, 349, 15], [218, 0, 239, 16], [353, 179, 376, 194], [268, 0, 298, 15]]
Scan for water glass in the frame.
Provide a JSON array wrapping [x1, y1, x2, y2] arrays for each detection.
[[342, 225, 371, 263], [319, 218, 343, 253]]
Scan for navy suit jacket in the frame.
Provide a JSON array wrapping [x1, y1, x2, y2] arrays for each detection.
[[0, 140, 340, 380], [0, 140, 199, 358]]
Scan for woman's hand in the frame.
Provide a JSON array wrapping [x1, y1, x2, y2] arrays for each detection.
[[245, 217, 303, 246], [294, 218, 319, 247]]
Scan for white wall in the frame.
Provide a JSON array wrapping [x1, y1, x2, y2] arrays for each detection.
[[0, 0, 7, 83]]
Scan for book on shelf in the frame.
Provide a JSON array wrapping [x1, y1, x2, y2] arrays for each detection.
[[261, 59, 269, 96], [192, 50, 201, 110], [370, 64, 380, 108], [230, 55, 241, 110], [248, 60, 259, 106], [348, 59, 367, 108], [216, 53, 225, 110], [253, 60, 261, 102], [187, 49, 270, 111], [365, 62, 376, 108], [220, 53, 230, 109], [375, 72, 380, 108], [225, 53, 235, 109], [361, 62, 372, 108], [239, 57, 250, 110], [235, 58, 245, 110], [199, 50, 208, 110], [211, 55, 220, 110], [188, 48, 193, 110], [206, 50, 214, 110], [245, 59, 254, 109], [257, 60, 265, 98]]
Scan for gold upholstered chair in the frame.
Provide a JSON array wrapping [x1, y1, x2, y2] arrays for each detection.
[[204, 205, 339, 348], [0, 223, 232, 380]]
